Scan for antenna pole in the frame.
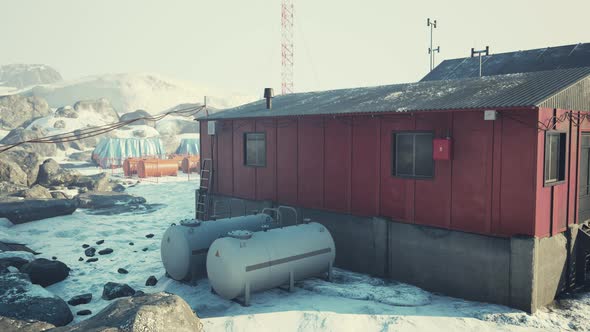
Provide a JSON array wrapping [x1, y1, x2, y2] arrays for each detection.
[[281, 0, 294, 94], [471, 46, 490, 77], [427, 18, 440, 72]]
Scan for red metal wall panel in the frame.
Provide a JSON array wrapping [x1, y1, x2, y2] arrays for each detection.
[[450, 112, 493, 233], [232, 120, 255, 200], [216, 120, 234, 196], [351, 117, 380, 216], [298, 117, 325, 209], [276, 118, 298, 205], [255, 119, 277, 201], [499, 110, 537, 236], [324, 118, 351, 213], [414, 113, 452, 229], [379, 115, 415, 222]]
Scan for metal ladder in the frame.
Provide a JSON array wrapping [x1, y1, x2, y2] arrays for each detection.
[[195, 158, 213, 220]]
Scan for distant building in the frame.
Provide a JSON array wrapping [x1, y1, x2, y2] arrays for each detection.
[[197, 43, 590, 313]]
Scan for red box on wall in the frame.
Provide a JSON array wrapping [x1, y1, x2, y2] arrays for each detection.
[[433, 138, 452, 160]]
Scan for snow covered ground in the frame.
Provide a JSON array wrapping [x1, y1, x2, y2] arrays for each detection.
[[1, 168, 590, 331]]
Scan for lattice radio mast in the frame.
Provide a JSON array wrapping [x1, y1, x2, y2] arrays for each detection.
[[281, 0, 294, 94]]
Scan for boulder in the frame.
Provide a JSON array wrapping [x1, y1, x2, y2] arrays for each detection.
[[19, 258, 70, 287], [0, 257, 29, 271], [67, 293, 92, 306], [73, 98, 119, 124], [102, 282, 135, 300], [0, 273, 73, 326], [73, 172, 111, 192], [0, 127, 56, 157], [1, 148, 42, 186], [52, 292, 203, 332], [84, 248, 96, 257], [98, 248, 113, 255], [67, 151, 92, 162], [0, 158, 27, 187], [0, 315, 55, 332], [0, 64, 62, 89], [76, 310, 91, 316], [0, 198, 78, 224], [50, 191, 70, 199], [53, 120, 66, 129], [14, 185, 52, 199], [120, 109, 154, 127], [0, 94, 51, 130], [55, 106, 78, 119], [77, 192, 146, 209], [36, 159, 80, 187], [145, 276, 158, 286], [0, 182, 27, 197]]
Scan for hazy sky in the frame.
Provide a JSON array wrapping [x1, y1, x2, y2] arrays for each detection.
[[1, 0, 589, 96]]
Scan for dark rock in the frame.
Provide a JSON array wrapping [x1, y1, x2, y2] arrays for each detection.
[[0, 315, 56, 332], [76, 192, 146, 209], [50, 191, 70, 199], [0, 94, 51, 129], [86, 258, 98, 263], [117, 268, 128, 274], [51, 257, 57, 260], [1, 148, 42, 186], [53, 120, 66, 129], [0, 198, 78, 224], [98, 248, 113, 255], [19, 258, 70, 287], [76, 310, 91, 316], [96, 240, 104, 245], [78, 257, 83, 262], [129, 242, 134, 246], [12, 184, 52, 199], [67, 293, 92, 306], [119, 109, 155, 127], [35, 159, 80, 188], [101, 282, 135, 300], [50, 292, 202, 332], [73, 173, 111, 192], [133, 290, 145, 297], [82, 244, 89, 248], [141, 248, 148, 252], [111, 183, 126, 192], [68, 151, 91, 162], [55, 106, 78, 119], [0, 127, 56, 157], [0, 257, 29, 270], [84, 247, 96, 257], [0, 158, 27, 187], [0, 273, 73, 326], [145, 233, 154, 239], [145, 276, 157, 286]]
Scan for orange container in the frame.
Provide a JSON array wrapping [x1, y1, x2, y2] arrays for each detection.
[[169, 155, 185, 169], [123, 158, 141, 177], [137, 159, 179, 178], [181, 156, 200, 174]]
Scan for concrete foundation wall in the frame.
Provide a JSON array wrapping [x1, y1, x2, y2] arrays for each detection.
[[207, 194, 579, 313]]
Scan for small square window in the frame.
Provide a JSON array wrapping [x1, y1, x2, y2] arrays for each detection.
[[244, 132, 266, 167], [544, 132, 566, 185], [392, 132, 434, 178]]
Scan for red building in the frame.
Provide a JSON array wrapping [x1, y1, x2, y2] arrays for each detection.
[[198, 43, 590, 312]]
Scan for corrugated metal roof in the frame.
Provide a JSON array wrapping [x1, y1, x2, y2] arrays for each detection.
[[200, 67, 590, 120], [421, 43, 590, 82]]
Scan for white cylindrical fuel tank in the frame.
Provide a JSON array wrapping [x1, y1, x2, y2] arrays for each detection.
[[160, 214, 274, 281], [207, 222, 335, 302]]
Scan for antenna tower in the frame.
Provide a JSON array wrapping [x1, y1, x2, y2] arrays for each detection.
[[281, 0, 294, 94]]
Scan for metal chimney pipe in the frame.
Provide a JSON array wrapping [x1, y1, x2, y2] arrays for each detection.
[[264, 88, 274, 110]]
